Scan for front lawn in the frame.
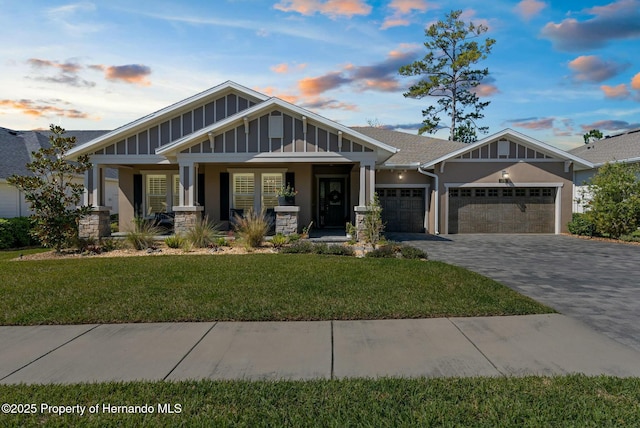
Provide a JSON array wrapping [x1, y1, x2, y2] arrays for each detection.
[[0, 252, 552, 324], [1, 376, 637, 427]]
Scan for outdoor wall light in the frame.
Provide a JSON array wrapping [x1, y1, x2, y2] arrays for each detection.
[[398, 171, 405, 180], [499, 170, 510, 183]]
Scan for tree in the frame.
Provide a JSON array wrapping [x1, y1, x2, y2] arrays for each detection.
[[583, 129, 603, 144], [399, 9, 495, 143], [584, 162, 640, 239], [7, 125, 92, 251]]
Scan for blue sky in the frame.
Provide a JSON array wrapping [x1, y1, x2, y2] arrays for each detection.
[[1, 0, 640, 150]]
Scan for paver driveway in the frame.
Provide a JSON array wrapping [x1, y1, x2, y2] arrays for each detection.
[[391, 233, 640, 352]]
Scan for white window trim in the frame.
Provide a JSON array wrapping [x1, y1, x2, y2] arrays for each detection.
[[141, 170, 180, 217], [228, 168, 287, 212]]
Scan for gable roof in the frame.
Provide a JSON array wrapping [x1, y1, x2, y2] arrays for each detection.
[[156, 98, 398, 159], [419, 128, 594, 170], [351, 127, 466, 167], [67, 81, 268, 158], [568, 128, 640, 166]]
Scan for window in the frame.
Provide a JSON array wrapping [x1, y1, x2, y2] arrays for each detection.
[[262, 173, 283, 209], [233, 173, 255, 210], [502, 189, 513, 197], [146, 175, 168, 214], [515, 188, 526, 197], [475, 189, 486, 197], [401, 189, 411, 197], [529, 188, 541, 197], [488, 189, 499, 197], [449, 189, 459, 197], [386, 189, 397, 197], [412, 189, 422, 198], [542, 188, 554, 197], [460, 189, 472, 197]]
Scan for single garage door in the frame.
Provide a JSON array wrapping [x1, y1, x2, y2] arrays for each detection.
[[377, 188, 425, 233], [448, 187, 555, 233]]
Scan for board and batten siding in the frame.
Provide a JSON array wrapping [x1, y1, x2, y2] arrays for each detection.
[[180, 111, 375, 155], [91, 92, 257, 156]]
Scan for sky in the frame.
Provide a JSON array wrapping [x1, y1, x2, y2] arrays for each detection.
[[1, 0, 640, 150]]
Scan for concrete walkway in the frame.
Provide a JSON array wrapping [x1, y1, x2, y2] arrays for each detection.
[[2, 314, 639, 384]]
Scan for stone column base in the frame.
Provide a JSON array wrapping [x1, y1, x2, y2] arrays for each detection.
[[79, 207, 111, 239], [173, 207, 204, 235], [274, 206, 300, 235], [354, 206, 371, 242]]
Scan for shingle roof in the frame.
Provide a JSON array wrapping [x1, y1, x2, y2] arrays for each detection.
[[568, 129, 640, 165], [0, 127, 114, 179], [350, 126, 467, 166]]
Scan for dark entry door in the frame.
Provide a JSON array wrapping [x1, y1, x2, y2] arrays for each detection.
[[319, 178, 346, 228]]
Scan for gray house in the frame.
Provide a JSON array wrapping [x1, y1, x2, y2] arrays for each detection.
[[569, 128, 640, 212]]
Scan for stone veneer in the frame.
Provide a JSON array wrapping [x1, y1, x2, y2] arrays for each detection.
[[78, 207, 111, 239], [173, 208, 204, 235], [354, 206, 370, 242], [274, 206, 299, 235]]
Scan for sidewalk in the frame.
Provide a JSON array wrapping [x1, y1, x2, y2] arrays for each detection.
[[1, 314, 639, 385]]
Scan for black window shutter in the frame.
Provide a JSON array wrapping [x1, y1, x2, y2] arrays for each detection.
[[285, 172, 295, 190], [198, 173, 205, 208], [220, 172, 230, 221], [133, 174, 143, 217]]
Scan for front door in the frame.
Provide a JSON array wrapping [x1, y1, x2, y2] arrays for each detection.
[[319, 178, 346, 228]]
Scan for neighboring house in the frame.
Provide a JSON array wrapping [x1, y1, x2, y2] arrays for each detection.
[[569, 128, 640, 213], [0, 127, 119, 218], [65, 80, 593, 236]]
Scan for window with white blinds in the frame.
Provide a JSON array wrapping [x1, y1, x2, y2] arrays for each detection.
[[262, 173, 283, 209], [146, 174, 167, 214], [233, 173, 255, 210]]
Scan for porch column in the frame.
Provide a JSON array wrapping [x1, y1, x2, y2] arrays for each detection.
[[358, 163, 367, 206], [79, 164, 111, 239], [174, 161, 203, 234]]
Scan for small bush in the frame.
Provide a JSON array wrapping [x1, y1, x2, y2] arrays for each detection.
[[399, 245, 428, 260], [271, 233, 288, 249], [0, 217, 39, 249], [233, 208, 272, 248], [567, 213, 597, 237], [365, 245, 397, 258], [215, 237, 229, 247], [287, 233, 301, 242], [165, 234, 186, 249], [100, 238, 121, 252], [185, 216, 222, 248], [324, 244, 355, 256], [125, 218, 161, 250], [281, 240, 315, 254]]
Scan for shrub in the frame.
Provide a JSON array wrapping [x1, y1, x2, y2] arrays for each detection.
[[165, 234, 186, 249], [185, 216, 222, 248], [125, 218, 161, 250], [324, 244, 355, 256], [362, 193, 385, 246], [233, 208, 272, 248], [399, 245, 428, 260], [365, 245, 397, 258], [567, 213, 597, 237], [281, 240, 315, 254], [0, 217, 39, 249], [271, 233, 288, 249], [100, 238, 121, 252]]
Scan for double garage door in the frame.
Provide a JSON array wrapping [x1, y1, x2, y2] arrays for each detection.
[[377, 188, 425, 233], [448, 187, 555, 233]]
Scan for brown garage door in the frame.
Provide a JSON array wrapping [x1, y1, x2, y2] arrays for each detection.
[[448, 187, 555, 233], [377, 188, 425, 233]]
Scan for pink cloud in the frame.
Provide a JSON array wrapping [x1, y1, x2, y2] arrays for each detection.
[[274, 0, 372, 18], [508, 117, 555, 130], [270, 63, 307, 74], [27, 58, 82, 73], [381, 0, 432, 29], [601, 83, 630, 99], [104, 64, 152, 86], [471, 83, 500, 97], [381, 17, 410, 29], [568, 55, 628, 82], [632, 72, 640, 90], [514, 0, 547, 21], [0, 99, 93, 119]]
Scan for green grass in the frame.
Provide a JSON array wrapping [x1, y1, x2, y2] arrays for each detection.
[[1, 376, 638, 427], [0, 253, 552, 325]]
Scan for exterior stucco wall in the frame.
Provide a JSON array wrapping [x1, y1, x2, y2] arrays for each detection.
[[436, 161, 574, 233]]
